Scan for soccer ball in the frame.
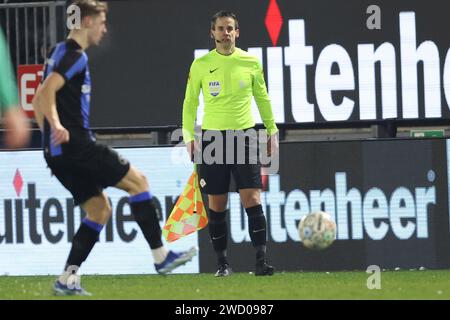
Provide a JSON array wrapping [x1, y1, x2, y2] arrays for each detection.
[[298, 211, 336, 250]]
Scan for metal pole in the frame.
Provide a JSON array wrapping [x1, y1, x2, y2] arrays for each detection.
[[33, 6, 37, 63], [0, 1, 67, 66], [15, 7, 19, 66], [62, 4, 68, 38], [5, 7, 9, 45], [24, 7, 29, 64], [42, 5, 46, 60], [0, 2, 66, 9], [48, 1, 56, 48]]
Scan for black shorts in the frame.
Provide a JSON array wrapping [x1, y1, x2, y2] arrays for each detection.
[[45, 143, 130, 206], [196, 128, 262, 195]]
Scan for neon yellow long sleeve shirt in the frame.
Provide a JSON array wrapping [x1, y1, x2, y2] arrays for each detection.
[[0, 29, 19, 112], [182, 48, 278, 143]]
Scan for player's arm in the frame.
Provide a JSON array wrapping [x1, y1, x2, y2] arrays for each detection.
[[182, 61, 202, 159], [0, 30, 30, 148], [32, 72, 68, 145], [32, 87, 45, 132], [252, 61, 279, 156], [0, 31, 18, 113], [2, 108, 30, 149], [33, 50, 86, 145]]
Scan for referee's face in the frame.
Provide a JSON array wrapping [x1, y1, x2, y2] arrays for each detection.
[[88, 12, 107, 46], [211, 17, 239, 49]]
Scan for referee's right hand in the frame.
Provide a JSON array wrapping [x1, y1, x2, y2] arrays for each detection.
[[186, 141, 195, 162], [186, 140, 200, 162], [51, 123, 70, 146]]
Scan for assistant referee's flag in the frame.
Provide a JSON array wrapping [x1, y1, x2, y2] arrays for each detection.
[[162, 167, 208, 242]]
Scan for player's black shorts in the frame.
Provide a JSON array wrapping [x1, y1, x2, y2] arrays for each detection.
[[45, 142, 130, 206], [196, 128, 262, 195]]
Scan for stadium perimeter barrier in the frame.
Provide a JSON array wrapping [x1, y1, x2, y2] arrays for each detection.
[[0, 1, 66, 66], [0, 1, 66, 119]]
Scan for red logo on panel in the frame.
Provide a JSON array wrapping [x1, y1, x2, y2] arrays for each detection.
[[13, 168, 23, 197], [265, 0, 283, 46], [17, 64, 44, 118]]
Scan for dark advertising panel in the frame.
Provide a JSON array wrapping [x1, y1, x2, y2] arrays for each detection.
[[88, 0, 450, 128], [198, 139, 450, 272]]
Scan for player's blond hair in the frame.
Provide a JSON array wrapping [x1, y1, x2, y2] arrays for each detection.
[[70, 0, 108, 19]]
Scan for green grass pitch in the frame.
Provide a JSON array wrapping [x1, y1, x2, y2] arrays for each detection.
[[0, 270, 449, 299]]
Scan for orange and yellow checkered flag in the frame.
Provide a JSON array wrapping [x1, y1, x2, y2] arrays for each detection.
[[162, 167, 208, 242]]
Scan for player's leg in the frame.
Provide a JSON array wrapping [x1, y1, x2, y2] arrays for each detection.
[[115, 165, 196, 274], [115, 166, 166, 260], [55, 193, 111, 296], [47, 158, 107, 295], [89, 144, 170, 265], [65, 192, 112, 269]]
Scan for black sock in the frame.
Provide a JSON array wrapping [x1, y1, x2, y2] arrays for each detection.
[[130, 192, 163, 249], [245, 204, 267, 261], [66, 218, 102, 269], [208, 209, 228, 265]]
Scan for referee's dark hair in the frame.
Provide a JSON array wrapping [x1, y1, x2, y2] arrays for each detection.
[[70, 0, 108, 19], [211, 11, 239, 30]]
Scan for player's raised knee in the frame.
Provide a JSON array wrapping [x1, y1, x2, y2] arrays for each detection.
[[101, 203, 113, 224], [90, 204, 112, 225], [132, 170, 149, 193], [97, 208, 111, 225]]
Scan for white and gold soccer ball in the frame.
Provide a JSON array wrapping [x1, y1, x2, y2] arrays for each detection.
[[298, 211, 336, 250]]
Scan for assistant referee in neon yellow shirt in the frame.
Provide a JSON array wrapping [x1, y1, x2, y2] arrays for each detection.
[[182, 11, 278, 277]]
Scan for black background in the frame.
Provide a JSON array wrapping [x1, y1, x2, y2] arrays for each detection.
[[87, 0, 450, 129]]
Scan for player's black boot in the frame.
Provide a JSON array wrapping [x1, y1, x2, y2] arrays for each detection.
[[215, 263, 233, 277], [255, 259, 275, 276]]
